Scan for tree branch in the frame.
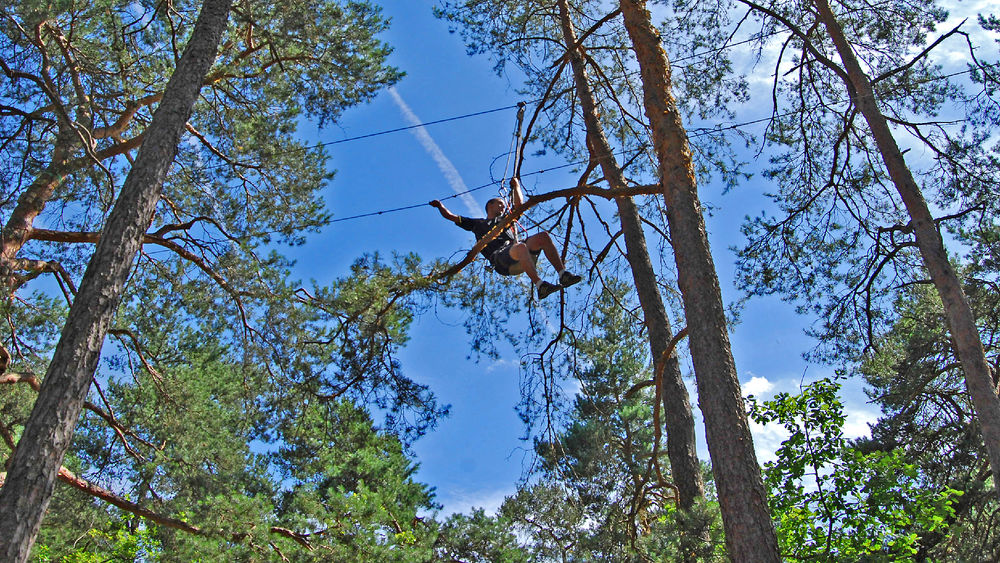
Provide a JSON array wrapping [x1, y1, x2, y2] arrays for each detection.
[[435, 183, 661, 280], [736, 0, 850, 83]]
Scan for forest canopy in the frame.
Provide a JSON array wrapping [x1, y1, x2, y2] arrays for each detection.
[[1, 0, 1000, 560]]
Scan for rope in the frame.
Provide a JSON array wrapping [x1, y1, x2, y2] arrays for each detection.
[[512, 102, 527, 181], [506, 103, 530, 239], [498, 102, 528, 207], [499, 102, 527, 192]]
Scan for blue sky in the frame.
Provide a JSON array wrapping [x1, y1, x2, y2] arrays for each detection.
[[286, 0, 894, 515]]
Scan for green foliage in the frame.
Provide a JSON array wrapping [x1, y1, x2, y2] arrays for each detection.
[[749, 379, 959, 560], [267, 399, 438, 561], [499, 472, 726, 562], [500, 482, 593, 561], [3, 253, 446, 559], [34, 513, 160, 563], [498, 283, 726, 561], [856, 272, 1000, 558], [434, 508, 530, 562]]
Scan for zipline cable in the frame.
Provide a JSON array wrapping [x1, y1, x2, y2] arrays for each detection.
[[194, 101, 545, 173], [330, 63, 977, 225], [193, 30, 790, 172], [330, 158, 588, 223], [498, 101, 527, 202], [192, 33, 976, 172], [321, 103, 528, 147], [328, 103, 807, 225]]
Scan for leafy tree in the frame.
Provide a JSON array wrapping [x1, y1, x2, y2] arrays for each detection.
[[0, 253, 447, 559], [33, 512, 161, 562], [748, 378, 958, 560], [857, 270, 1000, 558], [500, 482, 591, 562], [434, 508, 530, 563], [16, 353, 440, 561], [268, 398, 439, 561], [0, 0, 235, 555]]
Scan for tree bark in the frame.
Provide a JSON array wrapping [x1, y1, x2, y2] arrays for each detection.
[[0, 0, 233, 558], [618, 0, 781, 560], [555, 0, 705, 510], [812, 0, 1000, 499]]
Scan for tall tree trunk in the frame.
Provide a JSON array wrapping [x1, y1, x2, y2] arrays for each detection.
[[0, 0, 232, 558], [812, 0, 1000, 498], [618, 1, 781, 560], [555, 0, 705, 510]]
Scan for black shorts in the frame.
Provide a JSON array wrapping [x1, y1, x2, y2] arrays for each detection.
[[489, 243, 540, 276]]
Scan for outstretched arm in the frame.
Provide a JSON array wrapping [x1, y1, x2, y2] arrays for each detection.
[[429, 200, 460, 224], [510, 177, 526, 208]]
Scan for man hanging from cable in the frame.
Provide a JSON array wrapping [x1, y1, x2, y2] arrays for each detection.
[[430, 178, 581, 300]]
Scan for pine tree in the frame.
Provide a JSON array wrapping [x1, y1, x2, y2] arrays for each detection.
[[0, 0, 235, 556], [734, 0, 1000, 499], [619, 1, 780, 557], [0, 0, 444, 558]]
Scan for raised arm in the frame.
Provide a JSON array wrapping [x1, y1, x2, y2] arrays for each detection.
[[429, 200, 460, 224], [510, 177, 526, 209]]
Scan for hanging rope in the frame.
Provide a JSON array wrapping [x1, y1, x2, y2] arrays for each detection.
[[499, 102, 530, 241], [512, 101, 526, 181], [499, 101, 528, 204]]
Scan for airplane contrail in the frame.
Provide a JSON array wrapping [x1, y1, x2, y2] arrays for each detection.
[[388, 87, 481, 216]]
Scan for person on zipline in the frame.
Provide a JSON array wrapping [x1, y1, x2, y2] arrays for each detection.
[[430, 178, 581, 300]]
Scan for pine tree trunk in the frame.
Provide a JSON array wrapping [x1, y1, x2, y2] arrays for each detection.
[[618, 0, 781, 560], [617, 198, 706, 511], [812, 0, 1000, 499], [555, 0, 705, 511], [0, 0, 232, 558]]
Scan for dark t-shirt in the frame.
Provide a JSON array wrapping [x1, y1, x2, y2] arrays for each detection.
[[457, 215, 516, 258]]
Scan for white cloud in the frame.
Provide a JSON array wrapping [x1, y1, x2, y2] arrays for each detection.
[[748, 420, 788, 466], [436, 486, 513, 517], [742, 375, 775, 397], [486, 358, 518, 373], [843, 407, 877, 440], [388, 87, 480, 216]]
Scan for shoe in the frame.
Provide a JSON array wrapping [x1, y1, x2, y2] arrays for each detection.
[[559, 271, 582, 288], [537, 281, 560, 300]]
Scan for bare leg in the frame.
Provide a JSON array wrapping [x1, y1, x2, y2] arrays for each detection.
[[508, 242, 542, 284], [524, 232, 564, 272]]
